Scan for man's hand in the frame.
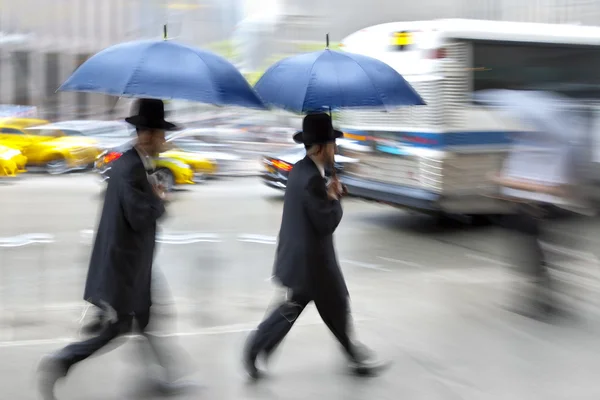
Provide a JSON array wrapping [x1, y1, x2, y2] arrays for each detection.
[[328, 178, 346, 200], [152, 184, 166, 200], [341, 184, 348, 197], [326, 182, 339, 200]]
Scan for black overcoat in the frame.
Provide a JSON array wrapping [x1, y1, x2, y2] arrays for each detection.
[[273, 156, 348, 297], [83, 149, 165, 315]]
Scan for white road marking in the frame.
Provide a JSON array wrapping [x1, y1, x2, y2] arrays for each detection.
[[0, 233, 55, 247], [341, 259, 391, 272], [80, 230, 222, 244], [237, 234, 277, 245], [466, 253, 511, 267], [0, 317, 371, 348], [377, 256, 422, 268]]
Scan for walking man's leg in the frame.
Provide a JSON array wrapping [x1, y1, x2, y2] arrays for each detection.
[[134, 310, 198, 395], [243, 292, 310, 379], [502, 206, 553, 318], [38, 315, 133, 400], [314, 289, 388, 375]]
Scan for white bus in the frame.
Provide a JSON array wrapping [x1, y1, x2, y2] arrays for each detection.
[[337, 19, 600, 216]]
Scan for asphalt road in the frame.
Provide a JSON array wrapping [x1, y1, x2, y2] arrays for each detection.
[[2, 174, 600, 399]]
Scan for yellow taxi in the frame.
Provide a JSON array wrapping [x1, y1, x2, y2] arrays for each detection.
[[163, 129, 242, 180], [0, 119, 101, 174], [95, 149, 194, 192], [160, 148, 216, 178], [0, 144, 27, 177], [0, 118, 50, 148]]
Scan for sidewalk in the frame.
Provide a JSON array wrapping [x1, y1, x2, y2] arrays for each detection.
[[5, 298, 600, 400]]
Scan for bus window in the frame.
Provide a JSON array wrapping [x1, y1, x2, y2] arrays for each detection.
[[471, 41, 600, 99]]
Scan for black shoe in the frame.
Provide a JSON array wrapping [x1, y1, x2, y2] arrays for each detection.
[[348, 344, 390, 376], [37, 356, 68, 400], [242, 333, 263, 380]]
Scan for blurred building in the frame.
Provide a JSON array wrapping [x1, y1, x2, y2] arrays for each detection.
[[0, 0, 216, 120], [1, 0, 600, 121]]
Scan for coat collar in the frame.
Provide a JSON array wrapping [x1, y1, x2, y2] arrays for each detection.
[[133, 145, 156, 171], [307, 155, 325, 178]]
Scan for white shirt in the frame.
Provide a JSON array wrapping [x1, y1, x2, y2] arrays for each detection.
[[310, 156, 325, 178], [134, 145, 155, 171], [134, 145, 160, 187]]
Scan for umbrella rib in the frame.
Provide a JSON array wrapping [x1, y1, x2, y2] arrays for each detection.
[[122, 41, 161, 99], [262, 62, 292, 112], [344, 55, 389, 110], [301, 52, 327, 113], [191, 51, 222, 106]]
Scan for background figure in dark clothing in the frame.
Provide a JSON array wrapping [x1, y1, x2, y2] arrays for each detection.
[[500, 203, 554, 318], [243, 113, 388, 379], [37, 99, 193, 400]]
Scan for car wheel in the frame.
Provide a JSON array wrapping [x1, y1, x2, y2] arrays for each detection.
[[156, 167, 175, 192], [46, 157, 68, 175]]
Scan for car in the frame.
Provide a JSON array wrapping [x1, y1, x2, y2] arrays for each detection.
[[26, 120, 134, 150], [164, 130, 242, 178], [0, 119, 103, 175], [0, 144, 27, 177], [0, 118, 51, 149], [95, 130, 244, 190], [261, 140, 359, 190], [95, 145, 195, 192]]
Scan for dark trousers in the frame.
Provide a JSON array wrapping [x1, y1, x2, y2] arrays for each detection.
[[500, 205, 557, 312], [502, 205, 548, 281], [55, 310, 174, 377], [248, 289, 357, 361]]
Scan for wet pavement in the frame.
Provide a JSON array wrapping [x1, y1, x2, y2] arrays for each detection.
[[1, 175, 600, 399]]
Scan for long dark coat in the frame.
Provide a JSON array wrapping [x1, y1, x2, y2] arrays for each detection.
[[273, 156, 348, 298], [83, 149, 165, 315]]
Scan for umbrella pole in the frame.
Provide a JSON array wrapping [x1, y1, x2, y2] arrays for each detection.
[[328, 104, 337, 181], [163, 24, 167, 40]]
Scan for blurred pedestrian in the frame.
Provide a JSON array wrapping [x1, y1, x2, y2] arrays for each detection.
[[489, 108, 592, 320], [243, 113, 388, 379], [37, 99, 194, 399]]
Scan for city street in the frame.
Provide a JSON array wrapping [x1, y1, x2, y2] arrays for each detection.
[[2, 174, 600, 399]]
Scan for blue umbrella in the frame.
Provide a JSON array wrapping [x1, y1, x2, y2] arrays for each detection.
[[254, 40, 425, 113], [59, 38, 265, 109]]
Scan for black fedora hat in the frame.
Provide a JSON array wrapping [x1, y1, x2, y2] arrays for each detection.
[[293, 113, 343, 145], [125, 98, 179, 131]]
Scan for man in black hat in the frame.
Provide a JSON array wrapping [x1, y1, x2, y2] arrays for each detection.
[[38, 99, 191, 399], [243, 112, 387, 379]]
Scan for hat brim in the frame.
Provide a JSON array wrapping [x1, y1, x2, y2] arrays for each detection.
[[125, 115, 180, 131], [293, 129, 343, 144]]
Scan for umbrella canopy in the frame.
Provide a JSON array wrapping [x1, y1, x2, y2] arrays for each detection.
[[254, 49, 425, 114], [473, 89, 581, 145], [59, 39, 265, 109]]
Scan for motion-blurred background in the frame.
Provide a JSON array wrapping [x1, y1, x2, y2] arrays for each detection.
[[3, 2, 600, 399], [2, 0, 600, 120]]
